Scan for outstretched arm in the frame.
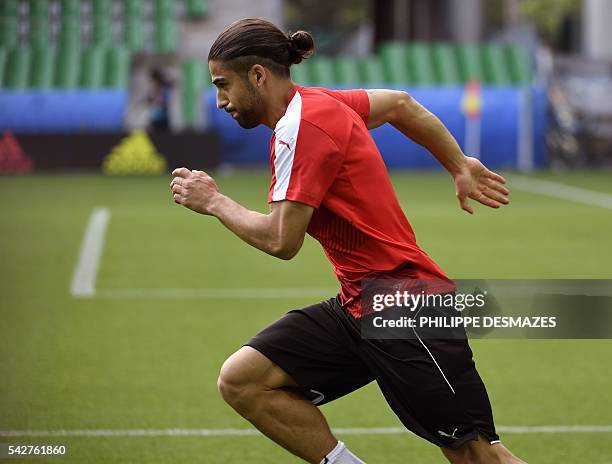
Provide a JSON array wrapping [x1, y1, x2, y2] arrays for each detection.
[[365, 89, 509, 214], [170, 168, 313, 259]]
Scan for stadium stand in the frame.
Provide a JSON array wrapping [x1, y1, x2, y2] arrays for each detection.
[[29, 46, 55, 88], [380, 42, 411, 84], [0, 48, 6, 85], [0, 0, 186, 58], [456, 43, 485, 83], [274, 42, 532, 88], [54, 44, 80, 88], [431, 42, 461, 85], [0, 0, 534, 146], [360, 56, 386, 86], [104, 46, 129, 88], [0, 0, 532, 92], [334, 56, 361, 87], [407, 42, 436, 85], [184, 0, 208, 18], [181, 58, 207, 129], [289, 61, 311, 86], [4, 47, 30, 88], [310, 56, 336, 87]]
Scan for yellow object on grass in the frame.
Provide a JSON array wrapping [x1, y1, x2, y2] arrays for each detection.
[[103, 130, 167, 175]]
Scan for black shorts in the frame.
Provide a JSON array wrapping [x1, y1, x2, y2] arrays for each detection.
[[245, 296, 500, 450]]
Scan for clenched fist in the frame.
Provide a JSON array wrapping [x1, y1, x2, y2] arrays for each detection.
[[170, 167, 221, 215]]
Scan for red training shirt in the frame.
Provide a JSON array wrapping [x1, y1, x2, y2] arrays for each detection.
[[268, 85, 448, 317]]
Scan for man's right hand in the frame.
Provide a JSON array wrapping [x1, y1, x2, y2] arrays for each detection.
[[170, 167, 222, 215]]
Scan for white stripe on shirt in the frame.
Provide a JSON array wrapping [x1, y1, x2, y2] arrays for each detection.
[[272, 91, 302, 201]]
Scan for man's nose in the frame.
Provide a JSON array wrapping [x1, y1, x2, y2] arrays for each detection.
[[216, 92, 228, 110]]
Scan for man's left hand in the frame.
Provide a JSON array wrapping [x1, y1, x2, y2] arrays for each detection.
[[454, 157, 510, 214]]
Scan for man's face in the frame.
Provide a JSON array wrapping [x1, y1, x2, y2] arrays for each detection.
[[209, 60, 264, 129]]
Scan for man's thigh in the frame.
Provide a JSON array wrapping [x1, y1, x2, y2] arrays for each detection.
[[220, 346, 299, 389], [360, 335, 500, 450], [244, 297, 375, 405]]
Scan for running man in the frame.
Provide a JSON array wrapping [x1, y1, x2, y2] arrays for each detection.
[[170, 18, 525, 464]]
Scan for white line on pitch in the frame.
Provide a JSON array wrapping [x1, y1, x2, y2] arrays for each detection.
[[1, 425, 611, 438], [95, 287, 338, 299], [509, 175, 612, 210], [70, 207, 111, 297]]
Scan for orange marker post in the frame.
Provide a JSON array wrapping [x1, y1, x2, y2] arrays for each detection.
[[461, 79, 483, 159]]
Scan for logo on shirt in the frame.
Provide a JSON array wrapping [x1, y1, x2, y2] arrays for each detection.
[[278, 139, 291, 150]]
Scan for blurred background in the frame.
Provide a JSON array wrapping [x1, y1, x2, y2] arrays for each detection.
[[0, 0, 611, 172], [1, 2, 612, 463]]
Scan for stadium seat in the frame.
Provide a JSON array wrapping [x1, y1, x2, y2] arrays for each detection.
[[154, 0, 173, 15], [0, 17, 18, 48], [380, 42, 410, 84], [104, 46, 130, 88], [29, 46, 55, 88], [334, 56, 362, 87], [28, 17, 50, 48], [310, 57, 336, 86], [92, 0, 112, 17], [360, 57, 386, 86], [506, 44, 531, 85], [54, 45, 80, 88], [124, 0, 143, 17], [27, 5, 49, 51], [154, 17, 178, 52], [182, 59, 206, 128], [431, 43, 460, 85], [80, 47, 106, 88], [0, 48, 7, 87], [290, 61, 312, 86], [4, 47, 31, 89], [91, 0, 112, 46], [60, 0, 80, 18], [91, 14, 112, 45], [185, 0, 208, 18], [0, 0, 18, 17], [123, 16, 144, 51], [58, 17, 81, 49], [408, 42, 436, 86], [456, 44, 484, 83], [481, 44, 510, 85], [29, 0, 50, 18], [154, 0, 177, 52]]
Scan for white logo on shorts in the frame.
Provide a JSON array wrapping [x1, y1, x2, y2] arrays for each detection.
[[438, 427, 459, 439], [310, 389, 325, 405]]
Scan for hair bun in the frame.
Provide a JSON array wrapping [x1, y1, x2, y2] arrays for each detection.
[[288, 30, 314, 65]]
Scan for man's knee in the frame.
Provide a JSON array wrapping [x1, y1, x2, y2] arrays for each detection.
[[217, 369, 244, 407], [217, 349, 257, 408], [217, 346, 296, 411]]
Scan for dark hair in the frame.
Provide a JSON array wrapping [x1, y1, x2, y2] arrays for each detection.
[[208, 18, 314, 77]]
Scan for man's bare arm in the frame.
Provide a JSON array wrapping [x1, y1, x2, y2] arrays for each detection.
[[365, 89, 509, 213], [171, 168, 313, 259], [366, 89, 468, 175]]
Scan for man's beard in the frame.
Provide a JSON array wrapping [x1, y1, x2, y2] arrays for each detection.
[[235, 112, 258, 129], [235, 83, 263, 129]]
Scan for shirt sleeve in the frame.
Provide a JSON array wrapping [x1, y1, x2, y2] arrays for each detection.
[[316, 88, 370, 126], [268, 120, 344, 209]]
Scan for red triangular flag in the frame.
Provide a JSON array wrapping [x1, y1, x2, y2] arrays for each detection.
[[0, 132, 33, 173]]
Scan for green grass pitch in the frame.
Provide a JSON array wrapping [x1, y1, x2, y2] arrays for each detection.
[[1, 171, 612, 463]]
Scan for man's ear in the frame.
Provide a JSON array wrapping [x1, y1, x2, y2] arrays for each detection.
[[250, 64, 267, 88]]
